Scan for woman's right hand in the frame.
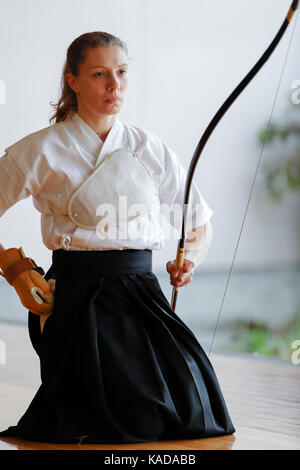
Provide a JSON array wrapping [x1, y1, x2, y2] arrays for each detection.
[[40, 278, 56, 333], [0, 243, 56, 332]]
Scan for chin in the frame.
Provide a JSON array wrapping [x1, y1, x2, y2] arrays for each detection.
[[91, 107, 120, 116], [106, 105, 122, 115]]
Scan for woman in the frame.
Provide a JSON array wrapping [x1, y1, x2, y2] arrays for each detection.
[[0, 31, 235, 444]]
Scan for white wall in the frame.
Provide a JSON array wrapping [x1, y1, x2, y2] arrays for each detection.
[[0, 0, 299, 273]]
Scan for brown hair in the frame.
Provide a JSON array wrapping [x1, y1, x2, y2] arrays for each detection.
[[50, 31, 128, 123]]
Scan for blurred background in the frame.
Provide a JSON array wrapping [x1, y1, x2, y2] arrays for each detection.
[[0, 0, 299, 361]]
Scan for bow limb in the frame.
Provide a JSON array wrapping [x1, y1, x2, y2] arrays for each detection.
[[171, 0, 299, 311]]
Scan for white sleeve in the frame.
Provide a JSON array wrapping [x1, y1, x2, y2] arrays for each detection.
[[0, 151, 35, 217], [158, 145, 213, 233]]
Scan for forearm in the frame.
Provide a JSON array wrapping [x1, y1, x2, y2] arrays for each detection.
[[183, 221, 213, 271]]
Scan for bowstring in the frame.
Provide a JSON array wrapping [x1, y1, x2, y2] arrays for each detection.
[[207, 8, 299, 359]]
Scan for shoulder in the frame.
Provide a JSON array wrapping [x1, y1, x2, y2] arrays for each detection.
[[123, 122, 182, 182], [4, 119, 70, 157], [124, 121, 175, 157]]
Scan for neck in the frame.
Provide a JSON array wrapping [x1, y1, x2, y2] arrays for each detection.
[[76, 106, 117, 142]]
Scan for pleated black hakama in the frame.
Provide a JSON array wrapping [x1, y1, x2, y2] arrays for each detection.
[[0, 248, 235, 444]]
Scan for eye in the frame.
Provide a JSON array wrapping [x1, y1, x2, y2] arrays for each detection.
[[94, 69, 127, 78]]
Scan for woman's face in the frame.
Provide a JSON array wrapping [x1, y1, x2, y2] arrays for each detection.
[[66, 45, 129, 117]]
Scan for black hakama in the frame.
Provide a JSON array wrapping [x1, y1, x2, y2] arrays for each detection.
[[0, 248, 235, 443]]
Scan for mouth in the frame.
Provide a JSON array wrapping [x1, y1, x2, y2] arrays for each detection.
[[106, 97, 121, 103]]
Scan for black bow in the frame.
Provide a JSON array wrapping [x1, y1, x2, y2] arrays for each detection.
[[171, 1, 299, 313]]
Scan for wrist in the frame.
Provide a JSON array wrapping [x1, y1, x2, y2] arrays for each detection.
[[184, 250, 201, 271]]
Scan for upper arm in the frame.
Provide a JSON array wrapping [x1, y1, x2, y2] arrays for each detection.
[[0, 152, 34, 217], [158, 143, 214, 233]]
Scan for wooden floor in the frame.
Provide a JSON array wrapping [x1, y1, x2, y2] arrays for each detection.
[[0, 322, 299, 451]]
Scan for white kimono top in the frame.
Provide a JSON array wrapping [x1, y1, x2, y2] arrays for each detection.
[[0, 113, 213, 251]]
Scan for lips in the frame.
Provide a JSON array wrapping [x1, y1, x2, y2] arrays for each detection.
[[106, 97, 121, 103]]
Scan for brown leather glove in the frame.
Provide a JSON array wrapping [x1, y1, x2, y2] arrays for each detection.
[[0, 246, 54, 317]]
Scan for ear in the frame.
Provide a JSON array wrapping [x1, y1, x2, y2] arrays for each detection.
[[65, 72, 79, 94]]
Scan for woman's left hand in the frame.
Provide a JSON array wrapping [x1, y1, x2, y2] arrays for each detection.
[[166, 258, 195, 288]]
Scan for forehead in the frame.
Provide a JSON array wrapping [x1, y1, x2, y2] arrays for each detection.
[[81, 45, 128, 70]]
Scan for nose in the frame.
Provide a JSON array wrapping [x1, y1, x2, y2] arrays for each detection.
[[107, 72, 120, 92]]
